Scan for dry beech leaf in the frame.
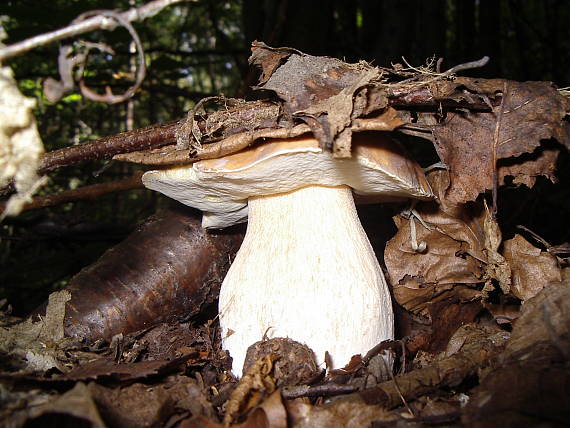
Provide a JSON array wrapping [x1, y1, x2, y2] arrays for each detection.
[[249, 42, 387, 155], [385, 170, 485, 315], [285, 398, 396, 428], [61, 356, 191, 383], [0, 290, 71, 372], [502, 234, 562, 300], [431, 80, 569, 203], [257, 390, 287, 428], [504, 280, 570, 356], [88, 376, 215, 428]]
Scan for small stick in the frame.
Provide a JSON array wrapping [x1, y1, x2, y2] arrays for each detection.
[[0, 0, 189, 62], [0, 172, 144, 213], [282, 383, 357, 399], [492, 82, 508, 219]]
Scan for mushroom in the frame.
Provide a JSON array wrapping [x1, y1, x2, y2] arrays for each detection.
[[142, 132, 433, 375]]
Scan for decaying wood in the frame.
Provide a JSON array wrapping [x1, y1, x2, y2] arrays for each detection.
[[356, 324, 508, 409], [32, 203, 244, 341]]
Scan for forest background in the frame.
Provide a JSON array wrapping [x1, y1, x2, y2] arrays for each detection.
[[1, 0, 569, 314]]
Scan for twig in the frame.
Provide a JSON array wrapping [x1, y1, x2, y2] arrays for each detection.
[[516, 225, 570, 256], [74, 11, 146, 104], [39, 119, 181, 173], [0, 172, 144, 213], [492, 82, 508, 219], [0, 0, 189, 62], [282, 383, 357, 399], [445, 56, 490, 74], [383, 356, 415, 417]]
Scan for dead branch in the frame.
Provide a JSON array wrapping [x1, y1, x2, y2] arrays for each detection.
[[357, 325, 508, 409], [282, 383, 358, 399], [0, 0, 190, 62], [0, 172, 144, 214], [39, 119, 181, 173]]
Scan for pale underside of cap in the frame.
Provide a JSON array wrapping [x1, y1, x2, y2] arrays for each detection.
[[142, 133, 434, 228]]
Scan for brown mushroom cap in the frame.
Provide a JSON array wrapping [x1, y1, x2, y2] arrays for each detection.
[[142, 132, 433, 228]]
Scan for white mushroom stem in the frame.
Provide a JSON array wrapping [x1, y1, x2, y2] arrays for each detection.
[[218, 184, 394, 375]]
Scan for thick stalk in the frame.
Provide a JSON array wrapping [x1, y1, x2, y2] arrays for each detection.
[[219, 185, 393, 375]]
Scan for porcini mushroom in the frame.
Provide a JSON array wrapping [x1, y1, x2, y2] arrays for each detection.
[[143, 132, 433, 375]]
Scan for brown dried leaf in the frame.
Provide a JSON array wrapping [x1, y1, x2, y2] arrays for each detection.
[[0, 290, 71, 373], [89, 375, 215, 428], [385, 171, 486, 316], [249, 43, 387, 154], [223, 354, 278, 426], [286, 398, 396, 428], [24, 382, 106, 428], [248, 41, 301, 85], [431, 80, 569, 203], [257, 390, 287, 428], [505, 280, 570, 357], [499, 145, 559, 188], [60, 356, 190, 383], [502, 234, 562, 301]]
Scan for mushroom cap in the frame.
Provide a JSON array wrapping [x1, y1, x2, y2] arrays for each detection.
[[142, 132, 434, 228]]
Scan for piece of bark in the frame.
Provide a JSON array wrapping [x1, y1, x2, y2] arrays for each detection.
[[32, 203, 244, 341]]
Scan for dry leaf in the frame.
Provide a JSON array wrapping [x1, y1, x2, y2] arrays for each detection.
[[431, 80, 569, 203], [0, 290, 71, 372], [249, 43, 387, 155], [24, 383, 106, 428], [60, 356, 191, 383], [88, 376, 215, 428], [0, 65, 47, 217], [502, 234, 562, 300], [385, 170, 485, 316]]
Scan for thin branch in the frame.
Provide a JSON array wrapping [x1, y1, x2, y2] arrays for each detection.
[[0, 172, 144, 213], [282, 383, 358, 399], [492, 82, 508, 219], [445, 56, 490, 74], [39, 119, 181, 173], [0, 0, 190, 62]]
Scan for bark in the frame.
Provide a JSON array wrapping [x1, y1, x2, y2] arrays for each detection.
[[32, 203, 244, 341]]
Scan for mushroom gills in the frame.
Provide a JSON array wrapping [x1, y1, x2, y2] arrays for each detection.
[[218, 184, 393, 375]]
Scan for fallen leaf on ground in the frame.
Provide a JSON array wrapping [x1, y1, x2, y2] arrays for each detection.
[[502, 234, 562, 300]]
